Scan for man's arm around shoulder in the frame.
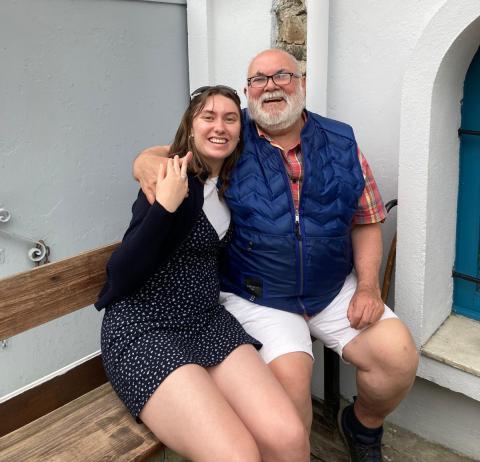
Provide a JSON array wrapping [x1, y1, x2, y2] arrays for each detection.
[[133, 145, 170, 204]]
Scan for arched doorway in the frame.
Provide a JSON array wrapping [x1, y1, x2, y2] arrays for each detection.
[[453, 46, 480, 320]]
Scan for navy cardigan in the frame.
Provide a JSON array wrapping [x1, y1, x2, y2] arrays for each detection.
[[95, 175, 204, 309]]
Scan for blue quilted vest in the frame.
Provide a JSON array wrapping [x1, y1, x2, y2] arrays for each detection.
[[221, 109, 365, 316]]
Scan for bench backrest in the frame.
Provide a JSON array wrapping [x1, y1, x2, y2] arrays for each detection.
[[0, 243, 118, 339], [0, 243, 118, 436]]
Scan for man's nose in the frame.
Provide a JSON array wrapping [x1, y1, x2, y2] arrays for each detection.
[[264, 76, 280, 91]]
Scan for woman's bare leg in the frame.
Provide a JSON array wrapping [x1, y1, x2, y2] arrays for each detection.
[[139, 364, 261, 462], [209, 345, 310, 462]]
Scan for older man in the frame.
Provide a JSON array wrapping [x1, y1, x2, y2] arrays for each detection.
[[134, 49, 418, 462]]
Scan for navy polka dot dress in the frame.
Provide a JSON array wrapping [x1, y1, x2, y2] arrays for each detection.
[[101, 209, 261, 420]]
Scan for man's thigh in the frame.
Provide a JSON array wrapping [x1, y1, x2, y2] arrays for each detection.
[[219, 291, 313, 364], [307, 273, 397, 360]]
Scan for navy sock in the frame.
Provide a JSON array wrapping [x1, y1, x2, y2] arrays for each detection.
[[344, 402, 383, 444]]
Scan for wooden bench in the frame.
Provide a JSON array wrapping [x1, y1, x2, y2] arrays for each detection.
[[0, 199, 397, 460], [0, 244, 164, 461], [0, 243, 343, 461]]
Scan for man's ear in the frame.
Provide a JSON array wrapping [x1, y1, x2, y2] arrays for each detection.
[[243, 86, 247, 96]]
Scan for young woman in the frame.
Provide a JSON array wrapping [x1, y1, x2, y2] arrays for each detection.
[[96, 86, 309, 462]]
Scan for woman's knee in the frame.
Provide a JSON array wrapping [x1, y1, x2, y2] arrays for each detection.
[[260, 417, 310, 462], [190, 432, 261, 462], [217, 440, 262, 462]]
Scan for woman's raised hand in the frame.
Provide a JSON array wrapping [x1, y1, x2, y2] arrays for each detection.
[[155, 154, 191, 212]]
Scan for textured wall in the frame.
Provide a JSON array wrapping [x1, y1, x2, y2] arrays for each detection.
[[273, 0, 307, 72]]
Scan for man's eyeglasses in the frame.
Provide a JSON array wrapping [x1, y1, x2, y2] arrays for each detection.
[[190, 85, 239, 102], [247, 72, 303, 88]]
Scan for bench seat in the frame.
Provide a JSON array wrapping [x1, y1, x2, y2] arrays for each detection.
[[0, 383, 162, 462]]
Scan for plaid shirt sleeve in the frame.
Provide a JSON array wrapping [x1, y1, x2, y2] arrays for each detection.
[[353, 148, 387, 225]]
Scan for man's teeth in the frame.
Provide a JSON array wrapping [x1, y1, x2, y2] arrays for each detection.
[[209, 137, 227, 144]]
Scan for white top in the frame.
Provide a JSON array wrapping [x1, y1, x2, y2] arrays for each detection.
[[202, 177, 230, 240]]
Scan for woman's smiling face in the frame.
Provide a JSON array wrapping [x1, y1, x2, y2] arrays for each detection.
[[191, 94, 241, 176]]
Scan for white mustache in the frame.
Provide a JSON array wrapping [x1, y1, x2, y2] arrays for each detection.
[[260, 90, 287, 103]]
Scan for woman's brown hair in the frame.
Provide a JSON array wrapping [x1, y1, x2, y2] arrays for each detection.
[[169, 85, 243, 196]]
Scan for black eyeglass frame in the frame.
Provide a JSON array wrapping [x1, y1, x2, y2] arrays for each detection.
[[246, 72, 303, 88], [190, 85, 239, 101]]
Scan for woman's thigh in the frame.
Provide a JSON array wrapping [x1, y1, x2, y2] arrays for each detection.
[[139, 363, 260, 462], [208, 345, 309, 457]]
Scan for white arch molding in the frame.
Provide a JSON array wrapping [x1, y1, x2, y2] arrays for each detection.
[[396, 0, 480, 399]]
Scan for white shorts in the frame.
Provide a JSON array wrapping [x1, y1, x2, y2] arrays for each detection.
[[219, 272, 397, 364]]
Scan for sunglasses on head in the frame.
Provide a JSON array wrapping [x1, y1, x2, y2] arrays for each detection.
[[190, 85, 240, 103]]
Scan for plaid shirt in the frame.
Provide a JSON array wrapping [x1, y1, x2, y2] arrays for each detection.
[[258, 129, 386, 225]]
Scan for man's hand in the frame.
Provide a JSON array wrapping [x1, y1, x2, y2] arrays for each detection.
[[133, 145, 170, 204], [347, 285, 384, 330], [349, 222, 384, 330]]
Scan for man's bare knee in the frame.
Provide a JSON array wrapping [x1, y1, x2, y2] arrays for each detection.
[[268, 352, 313, 391], [268, 352, 313, 428]]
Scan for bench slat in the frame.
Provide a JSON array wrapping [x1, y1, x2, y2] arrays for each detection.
[[0, 383, 162, 462], [0, 243, 118, 339]]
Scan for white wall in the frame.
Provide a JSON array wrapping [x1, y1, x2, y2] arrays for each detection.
[[188, 0, 480, 458], [317, 1, 480, 458], [187, 0, 273, 106]]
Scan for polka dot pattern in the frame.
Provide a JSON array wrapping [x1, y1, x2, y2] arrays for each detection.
[[101, 210, 261, 419]]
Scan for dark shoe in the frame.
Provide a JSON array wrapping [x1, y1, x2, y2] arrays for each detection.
[[337, 404, 383, 462]]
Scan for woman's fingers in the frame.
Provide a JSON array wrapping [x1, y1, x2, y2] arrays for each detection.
[[180, 152, 190, 179], [173, 155, 181, 176], [165, 157, 174, 177]]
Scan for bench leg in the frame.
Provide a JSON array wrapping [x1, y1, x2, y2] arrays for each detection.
[[323, 345, 340, 430]]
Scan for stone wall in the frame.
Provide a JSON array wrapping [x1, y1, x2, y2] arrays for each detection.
[[273, 0, 307, 73]]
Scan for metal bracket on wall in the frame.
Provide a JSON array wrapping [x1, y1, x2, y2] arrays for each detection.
[[0, 207, 50, 266], [0, 208, 12, 223]]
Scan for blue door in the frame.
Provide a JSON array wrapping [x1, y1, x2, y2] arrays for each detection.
[[453, 46, 480, 320]]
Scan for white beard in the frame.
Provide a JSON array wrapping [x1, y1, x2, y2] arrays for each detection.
[[247, 84, 305, 132]]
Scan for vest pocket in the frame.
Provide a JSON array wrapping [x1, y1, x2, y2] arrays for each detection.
[[226, 233, 297, 300], [303, 235, 353, 295]]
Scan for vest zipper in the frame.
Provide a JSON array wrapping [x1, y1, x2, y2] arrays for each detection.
[[295, 209, 302, 240], [295, 209, 307, 315]]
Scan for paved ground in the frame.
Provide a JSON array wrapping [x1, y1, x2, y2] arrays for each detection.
[[154, 399, 476, 462], [309, 400, 475, 462]]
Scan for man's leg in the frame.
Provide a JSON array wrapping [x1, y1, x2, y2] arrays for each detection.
[[308, 274, 418, 424], [342, 318, 418, 428], [269, 352, 314, 430], [308, 273, 418, 460], [220, 292, 314, 431]]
